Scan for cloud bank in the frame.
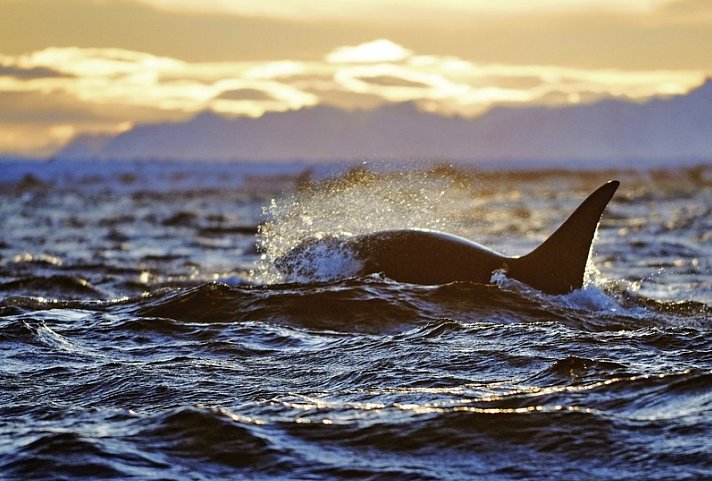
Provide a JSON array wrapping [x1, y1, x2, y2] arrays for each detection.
[[0, 39, 704, 156]]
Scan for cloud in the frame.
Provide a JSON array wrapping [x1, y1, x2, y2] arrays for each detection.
[[215, 88, 275, 101], [0, 90, 186, 124], [209, 80, 318, 116], [326, 40, 413, 64], [3, 0, 711, 73], [0, 64, 70, 79], [357, 76, 431, 88], [1, 43, 703, 113], [21, 47, 185, 77], [0, 39, 705, 156]]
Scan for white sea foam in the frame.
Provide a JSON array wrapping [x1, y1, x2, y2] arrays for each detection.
[[279, 239, 364, 283], [491, 267, 626, 314]]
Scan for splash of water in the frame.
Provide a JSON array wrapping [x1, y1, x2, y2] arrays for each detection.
[[273, 236, 364, 283], [253, 167, 475, 283]]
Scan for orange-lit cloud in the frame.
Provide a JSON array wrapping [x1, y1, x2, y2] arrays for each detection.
[[3, 0, 711, 71], [0, 39, 705, 156], [326, 40, 413, 64]]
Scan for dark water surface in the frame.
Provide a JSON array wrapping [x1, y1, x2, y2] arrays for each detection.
[[1, 162, 711, 480]]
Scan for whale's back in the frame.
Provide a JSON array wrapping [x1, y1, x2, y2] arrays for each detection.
[[349, 229, 506, 285]]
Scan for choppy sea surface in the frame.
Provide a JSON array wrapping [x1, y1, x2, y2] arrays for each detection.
[[1, 161, 711, 481]]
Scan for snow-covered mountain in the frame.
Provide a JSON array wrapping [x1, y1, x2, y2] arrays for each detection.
[[55, 79, 712, 165]]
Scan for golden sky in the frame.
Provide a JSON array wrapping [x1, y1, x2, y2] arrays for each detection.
[[0, 0, 710, 157]]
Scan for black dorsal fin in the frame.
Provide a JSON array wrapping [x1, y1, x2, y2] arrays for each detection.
[[508, 180, 619, 294]]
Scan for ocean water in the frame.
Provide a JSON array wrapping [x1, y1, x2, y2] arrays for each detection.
[[1, 161, 711, 480]]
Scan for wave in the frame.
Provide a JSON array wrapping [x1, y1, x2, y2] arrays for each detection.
[[1, 432, 126, 480], [135, 279, 424, 332], [0, 317, 76, 351], [2, 274, 707, 340], [0, 275, 104, 299], [139, 406, 280, 470]]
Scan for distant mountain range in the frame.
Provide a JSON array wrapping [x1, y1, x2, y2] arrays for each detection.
[[55, 79, 712, 166]]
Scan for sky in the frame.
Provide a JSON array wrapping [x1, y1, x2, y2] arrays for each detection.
[[0, 0, 710, 157]]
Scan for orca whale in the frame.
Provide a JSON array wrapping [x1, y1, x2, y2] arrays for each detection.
[[276, 180, 620, 294]]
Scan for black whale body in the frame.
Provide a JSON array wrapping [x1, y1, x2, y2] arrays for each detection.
[[277, 180, 620, 295]]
